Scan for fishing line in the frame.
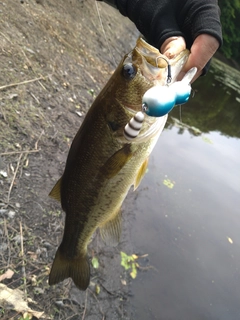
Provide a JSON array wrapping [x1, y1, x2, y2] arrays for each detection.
[[95, 1, 116, 66], [179, 104, 182, 123]]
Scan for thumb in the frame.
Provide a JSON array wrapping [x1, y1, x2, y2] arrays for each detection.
[[160, 36, 186, 59], [177, 34, 220, 82]]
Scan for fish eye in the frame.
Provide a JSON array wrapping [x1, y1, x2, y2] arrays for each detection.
[[122, 63, 137, 80]]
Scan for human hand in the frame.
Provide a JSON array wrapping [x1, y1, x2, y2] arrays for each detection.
[[161, 34, 220, 82], [112, 0, 222, 81]]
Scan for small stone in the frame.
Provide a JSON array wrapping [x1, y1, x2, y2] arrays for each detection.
[[7, 210, 16, 219], [75, 111, 83, 117], [0, 209, 7, 215], [42, 242, 52, 249], [0, 243, 8, 252], [55, 300, 64, 307], [34, 287, 45, 295], [0, 170, 7, 178], [13, 235, 23, 244], [9, 93, 18, 100]]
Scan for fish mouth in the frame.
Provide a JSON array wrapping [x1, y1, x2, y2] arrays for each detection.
[[122, 39, 189, 141], [118, 38, 190, 143], [133, 38, 189, 85]]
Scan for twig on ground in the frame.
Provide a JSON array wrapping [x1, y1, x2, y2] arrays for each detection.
[[7, 153, 23, 204], [0, 31, 12, 44], [99, 283, 115, 296], [65, 314, 80, 320], [1, 149, 40, 156], [4, 218, 11, 267], [29, 92, 40, 104], [81, 289, 88, 320], [4, 221, 18, 234], [88, 287, 105, 319], [35, 130, 44, 150], [20, 221, 27, 299], [0, 105, 6, 121], [37, 77, 47, 91], [0, 76, 45, 91], [138, 265, 158, 272]]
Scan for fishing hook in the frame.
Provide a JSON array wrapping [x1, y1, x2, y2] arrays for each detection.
[[155, 56, 172, 84]]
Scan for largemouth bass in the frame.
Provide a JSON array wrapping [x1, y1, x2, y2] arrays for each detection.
[[48, 38, 189, 290]]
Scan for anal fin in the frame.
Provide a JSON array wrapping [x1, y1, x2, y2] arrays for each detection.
[[99, 209, 122, 247], [134, 157, 149, 190]]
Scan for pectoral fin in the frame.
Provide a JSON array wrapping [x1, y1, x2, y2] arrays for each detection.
[[99, 209, 122, 247], [134, 157, 149, 190], [49, 177, 62, 202], [100, 144, 132, 179]]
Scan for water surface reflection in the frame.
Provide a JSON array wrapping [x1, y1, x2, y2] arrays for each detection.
[[130, 59, 240, 319]]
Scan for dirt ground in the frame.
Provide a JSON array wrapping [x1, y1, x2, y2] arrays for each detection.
[[0, 0, 143, 319]]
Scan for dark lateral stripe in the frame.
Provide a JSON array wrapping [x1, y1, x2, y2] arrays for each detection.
[[128, 121, 141, 131], [134, 115, 144, 123], [124, 128, 138, 139]]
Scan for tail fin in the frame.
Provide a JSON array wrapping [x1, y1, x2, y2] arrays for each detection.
[[49, 248, 90, 291]]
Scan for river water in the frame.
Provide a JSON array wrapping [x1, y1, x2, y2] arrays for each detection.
[[130, 59, 240, 319]]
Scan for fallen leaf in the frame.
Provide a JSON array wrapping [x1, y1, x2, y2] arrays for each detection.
[[130, 264, 137, 279], [91, 256, 99, 269], [0, 269, 14, 282], [95, 284, 100, 295], [0, 283, 45, 319], [22, 312, 33, 319], [121, 279, 127, 286], [132, 254, 138, 260], [27, 251, 38, 260], [163, 178, 175, 189]]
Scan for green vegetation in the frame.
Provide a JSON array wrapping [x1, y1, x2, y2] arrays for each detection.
[[163, 178, 175, 189], [91, 256, 99, 269], [120, 252, 139, 279], [218, 0, 240, 60]]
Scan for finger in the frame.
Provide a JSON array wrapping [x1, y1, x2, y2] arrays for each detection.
[[177, 34, 219, 82], [160, 36, 186, 59]]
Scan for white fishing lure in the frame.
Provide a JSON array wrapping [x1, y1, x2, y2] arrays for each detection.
[[124, 67, 197, 140], [142, 67, 197, 117], [124, 111, 144, 140]]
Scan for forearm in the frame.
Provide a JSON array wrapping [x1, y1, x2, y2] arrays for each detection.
[[176, 1, 222, 49], [98, 0, 222, 49]]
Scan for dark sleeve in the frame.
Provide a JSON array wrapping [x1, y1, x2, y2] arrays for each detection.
[[109, 0, 222, 50]]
